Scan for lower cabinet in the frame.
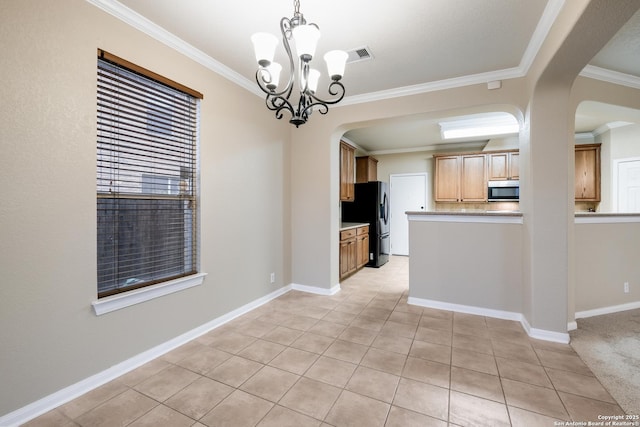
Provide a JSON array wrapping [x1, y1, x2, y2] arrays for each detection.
[[356, 226, 369, 268], [340, 225, 369, 280]]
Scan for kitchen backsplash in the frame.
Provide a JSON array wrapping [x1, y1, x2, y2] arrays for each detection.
[[435, 202, 520, 212], [435, 201, 599, 212]]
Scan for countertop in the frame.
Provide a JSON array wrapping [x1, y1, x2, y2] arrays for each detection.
[[575, 212, 640, 217], [405, 211, 523, 216], [340, 222, 369, 231], [405, 211, 640, 224]]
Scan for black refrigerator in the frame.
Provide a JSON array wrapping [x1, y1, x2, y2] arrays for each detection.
[[341, 181, 390, 267]]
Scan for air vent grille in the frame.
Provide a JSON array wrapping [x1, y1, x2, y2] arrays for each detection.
[[346, 46, 374, 63]]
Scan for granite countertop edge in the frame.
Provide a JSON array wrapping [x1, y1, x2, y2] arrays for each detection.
[[340, 222, 370, 231], [575, 212, 640, 217], [405, 211, 523, 217]]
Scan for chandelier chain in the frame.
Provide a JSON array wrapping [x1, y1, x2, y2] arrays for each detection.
[[294, 0, 300, 15]]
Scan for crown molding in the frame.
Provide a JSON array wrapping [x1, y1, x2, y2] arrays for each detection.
[[86, 0, 262, 97], [88, 0, 640, 109], [340, 0, 566, 107], [339, 67, 525, 107], [519, 0, 566, 73], [580, 65, 640, 90], [368, 140, 487, 156]]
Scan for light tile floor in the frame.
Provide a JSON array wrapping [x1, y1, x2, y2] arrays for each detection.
[[24, 256, 625, 426]]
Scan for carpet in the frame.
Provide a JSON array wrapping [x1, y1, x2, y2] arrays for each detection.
[[570, 308, 640, 416]]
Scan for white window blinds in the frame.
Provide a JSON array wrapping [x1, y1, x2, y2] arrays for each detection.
[[97, 51, 201, 298]]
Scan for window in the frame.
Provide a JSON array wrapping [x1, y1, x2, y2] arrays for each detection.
[[97, 50, 202, 298]]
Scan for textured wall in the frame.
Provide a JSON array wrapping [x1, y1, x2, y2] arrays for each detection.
[[0, 0, 290, 416]]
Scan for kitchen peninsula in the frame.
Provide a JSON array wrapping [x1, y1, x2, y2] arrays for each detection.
[[406, 210, 524, 323], [406, 210, 640, 343]]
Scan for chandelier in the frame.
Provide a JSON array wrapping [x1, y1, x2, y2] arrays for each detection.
[[251, 0, 348, 127]]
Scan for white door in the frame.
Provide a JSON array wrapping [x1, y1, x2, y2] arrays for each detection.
[[389, 173, 428, 256], [616, 158, 640, 212]]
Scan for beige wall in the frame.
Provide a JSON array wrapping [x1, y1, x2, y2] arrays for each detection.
[[575, 222, 640, 311], [408, 220, 523, 313], [375, 152, 433, 185], [0, 0, 290, 415], [3, 0, 640, 419], [290, 88, 530, 293]]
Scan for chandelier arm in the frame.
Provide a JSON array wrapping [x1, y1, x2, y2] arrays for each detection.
[[301, 100, 329, 117], [254, 17, 297, 98], [266, 93, 295, 119], [277, 16, 296, 96], [299, 81, 345, 119], [307, 81, 346, 106]]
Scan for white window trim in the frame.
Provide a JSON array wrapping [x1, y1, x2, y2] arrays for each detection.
[[92, 273, 207, 316]]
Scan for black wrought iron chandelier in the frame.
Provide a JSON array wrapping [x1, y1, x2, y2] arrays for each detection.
[[251, 0, 348, 127]]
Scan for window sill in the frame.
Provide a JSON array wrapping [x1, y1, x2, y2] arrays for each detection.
[[92, 273, 207, 316]]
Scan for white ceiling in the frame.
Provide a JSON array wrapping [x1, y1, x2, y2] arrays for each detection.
[[101, 0, 640, 152]]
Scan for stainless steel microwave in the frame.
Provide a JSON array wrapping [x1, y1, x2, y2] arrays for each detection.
[[488, 180, 519, 201]]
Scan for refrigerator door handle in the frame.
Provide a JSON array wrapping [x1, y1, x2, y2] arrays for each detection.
[[382, 193, 389, 224]]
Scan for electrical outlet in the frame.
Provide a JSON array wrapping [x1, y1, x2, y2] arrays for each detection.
[[270, 272, 275, 284], [624, 282, 629, 293]]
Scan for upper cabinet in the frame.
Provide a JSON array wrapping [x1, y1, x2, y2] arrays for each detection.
[[575, 143, 601, 201], [434, 153, 487, 202], [460, 154, 488, 201], [434, 146, 601, 205], [434, 155, 459, 202], [356, 156, 378, 183], [488, 151, 519, 180], [340, 141, 355, 201]]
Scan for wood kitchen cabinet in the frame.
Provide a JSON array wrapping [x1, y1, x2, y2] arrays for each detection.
[[356, 156, 378, 183], [488, 151, 519, 180], [340, 225, 369, 280], [356, 225, 369, 268], [575, 143, 601, 201], [340, 141, 355, 201], [434, 153, 487, 202]]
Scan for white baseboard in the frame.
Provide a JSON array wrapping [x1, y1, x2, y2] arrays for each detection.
[[0, 284, 292, 427], [574, 301, 640, 320], [408, 296, 522, 322], [291, 282, 341, 296], [408, 296, 570, 344], [520, 316, 570, 344], [567, 321, 578, 331]]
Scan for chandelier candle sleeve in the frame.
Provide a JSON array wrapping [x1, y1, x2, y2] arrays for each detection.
[[325, 50, 348, 81], [251, 32, 278, 67], [291, 24, 320, 61], [250, 0, 348, 127], [265, 63, 282, 90], [307, 69, 320, 92]]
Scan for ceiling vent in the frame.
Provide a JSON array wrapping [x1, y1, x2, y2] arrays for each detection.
[[346, 46, 374, 64]]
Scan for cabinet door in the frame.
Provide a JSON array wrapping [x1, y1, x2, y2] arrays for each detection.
[[489, 152, 519, 180], [575, 146, 600, 201], [340, 142, 355, 201], [488, 153, 509, 180], [509, 152, 519, 180], [356, 156, 378, 183], [434, 156, 460, 201], [347, 239, 357, 274], [357, 234, 369, 268], [339, 240, 351, 278], [460, 154, 487, 201]]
